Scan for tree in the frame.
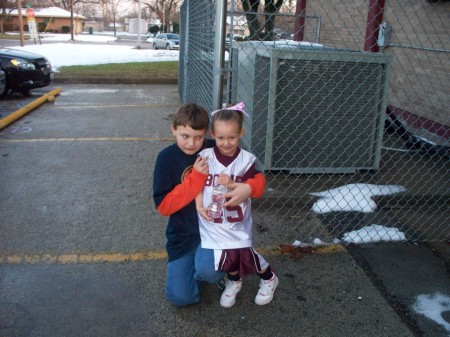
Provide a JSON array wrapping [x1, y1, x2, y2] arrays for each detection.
[[148, 24, 159, 35], [138, 0, 181, 33], [104, 0, 127, 36], [0, 0, 15, 34]]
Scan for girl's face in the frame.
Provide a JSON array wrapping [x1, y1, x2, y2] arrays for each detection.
[[211, 120, 244, 157]]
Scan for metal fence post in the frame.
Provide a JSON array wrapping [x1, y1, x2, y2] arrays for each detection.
[[212, 0, 227, 110]]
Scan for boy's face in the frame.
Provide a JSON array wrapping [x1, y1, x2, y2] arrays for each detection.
[[171, 125, 207, 155]]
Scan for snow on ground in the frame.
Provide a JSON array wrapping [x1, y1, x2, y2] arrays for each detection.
[[413, 293, 450, 335], [310, 183, 407, 214], [6, 33, 178, 71], [292, 225, 406, 246], [295, 184, 409, 245], [341, 224, 406, 244]]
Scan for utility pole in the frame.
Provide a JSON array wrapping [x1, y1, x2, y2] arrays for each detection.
[[17, 0, 24, 46], [70, 0, 74, 40], [137, 0, 142, 49]]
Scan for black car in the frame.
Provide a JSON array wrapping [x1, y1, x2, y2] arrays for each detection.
[[0, 47, 54, 96], [0, 69, 5, 96]]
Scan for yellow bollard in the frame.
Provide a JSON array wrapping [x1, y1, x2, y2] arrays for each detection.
[[0, 87, 61, 130]]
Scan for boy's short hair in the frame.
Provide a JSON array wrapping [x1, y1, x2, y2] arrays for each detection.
[[173, 103, 209, 131]]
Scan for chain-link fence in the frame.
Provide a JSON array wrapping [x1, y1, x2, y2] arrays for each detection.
[[179, 0, 449, 245]]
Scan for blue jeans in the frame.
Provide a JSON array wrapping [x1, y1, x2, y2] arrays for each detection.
[[166, 245, 225, 307]]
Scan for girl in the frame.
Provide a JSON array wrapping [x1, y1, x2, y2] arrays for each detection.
[[195, 102, 279, 308]]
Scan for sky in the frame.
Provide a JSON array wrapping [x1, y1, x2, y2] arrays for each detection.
[[5, 32, 450, 334]]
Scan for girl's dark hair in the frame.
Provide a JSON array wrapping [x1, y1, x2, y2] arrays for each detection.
[[211, 109, 244, 132], [173, 103, 209, 130]]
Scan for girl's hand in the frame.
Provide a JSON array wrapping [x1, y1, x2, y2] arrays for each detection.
[[197, 207, 213, 221], [193, 156, 209, 175]]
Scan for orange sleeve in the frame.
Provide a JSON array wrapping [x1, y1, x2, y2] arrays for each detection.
[[157, 169, 207, 216], [245, 172, 266, 198]]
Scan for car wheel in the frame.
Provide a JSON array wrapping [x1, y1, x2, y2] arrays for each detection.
[[166, 44, 171, 50], [153, 43, 158, 50]]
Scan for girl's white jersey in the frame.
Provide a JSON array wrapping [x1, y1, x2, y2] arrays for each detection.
[[198, 147, 256, 250]]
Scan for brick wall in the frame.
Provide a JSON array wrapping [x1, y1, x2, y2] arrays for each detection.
[[301, 0, 449, 126]]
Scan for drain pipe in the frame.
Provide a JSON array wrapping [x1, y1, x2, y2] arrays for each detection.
[[364, 0, 385, 52], [293, 0, 307, 42], [212, 0, 227, 110], [0, 87, 61, 130]]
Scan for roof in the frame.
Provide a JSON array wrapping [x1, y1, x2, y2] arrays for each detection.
[[10, 7, 86, 19]]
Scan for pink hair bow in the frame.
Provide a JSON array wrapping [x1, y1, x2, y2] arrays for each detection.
[[211, 102, 249, 117]]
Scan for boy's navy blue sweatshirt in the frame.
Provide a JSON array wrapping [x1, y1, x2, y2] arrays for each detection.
[[153, 140, 213, 262]]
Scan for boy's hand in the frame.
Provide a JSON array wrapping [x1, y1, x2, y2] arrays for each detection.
[[197, 207, 213, 221], [193, 156, 209, 175], [217, 174, 232, 187], [223, 182, 251, 207]]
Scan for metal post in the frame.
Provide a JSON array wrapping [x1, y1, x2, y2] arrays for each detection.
[[181, 1, 189, 102], [364, 0, 385, 52], [137, 0, 142, 49], [293, 0, 307, 41], [212, 0, 227, 111]]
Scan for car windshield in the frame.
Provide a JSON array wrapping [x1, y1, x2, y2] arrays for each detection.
[[166, 34, 179, 40]]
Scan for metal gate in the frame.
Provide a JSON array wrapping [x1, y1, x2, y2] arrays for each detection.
[[179, 0, 449, 245]]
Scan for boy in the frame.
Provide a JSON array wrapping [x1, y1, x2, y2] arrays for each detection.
[[153, 103, 265, 307]]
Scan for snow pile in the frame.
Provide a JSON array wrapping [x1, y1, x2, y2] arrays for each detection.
[[412, 293, 450, 334], [341, 225, 406, 244], [292, 225, 406, 246], [13, 43, 179, 71], [310, 183, 407, 214]]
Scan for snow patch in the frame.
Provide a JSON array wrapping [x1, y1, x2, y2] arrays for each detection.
[[310, 183, 407, 214], [412, 293, 450, 334], [342, 225, 406, 244]]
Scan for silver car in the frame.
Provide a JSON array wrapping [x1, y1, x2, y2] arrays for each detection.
[[153, 34, 180, 50]]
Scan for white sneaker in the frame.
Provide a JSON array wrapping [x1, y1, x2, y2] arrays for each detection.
[[220, 279, 242, 308], [255, 273, 278, 305]]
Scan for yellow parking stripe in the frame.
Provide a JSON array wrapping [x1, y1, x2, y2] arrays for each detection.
[[0, 250, 168, 265], [0, 137, 174, 143], [0, 245, 345, 265]]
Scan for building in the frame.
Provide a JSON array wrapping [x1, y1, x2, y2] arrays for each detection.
[[5, 7, 86, 34]]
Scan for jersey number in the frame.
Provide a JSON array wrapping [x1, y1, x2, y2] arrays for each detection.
[[213, 203, 244, 223]]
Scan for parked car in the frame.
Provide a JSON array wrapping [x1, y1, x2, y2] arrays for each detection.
[[152, 33, 180, 50], [0, 47, 54, 97], [0, 69, 6, 96]]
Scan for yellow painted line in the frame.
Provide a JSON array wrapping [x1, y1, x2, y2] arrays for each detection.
[[0, 245, 345, 265], [315, 244, 346, 253], [0, 250, 169, 265], [0, 137, 175, 143]]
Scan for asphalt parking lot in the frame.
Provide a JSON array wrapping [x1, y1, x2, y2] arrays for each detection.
[[0, 84, 449, 337]]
